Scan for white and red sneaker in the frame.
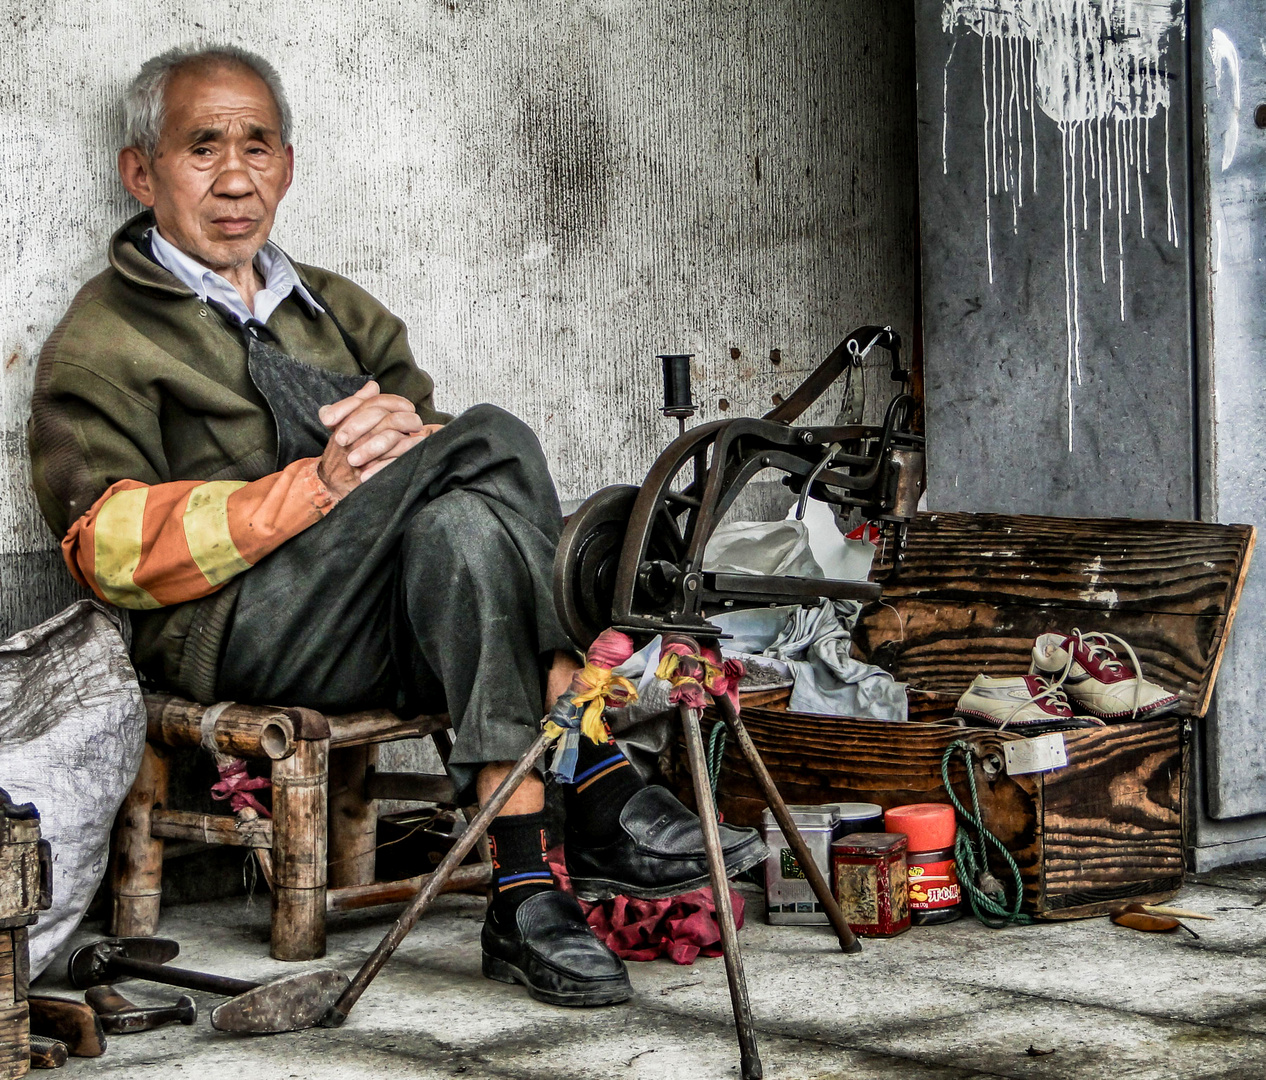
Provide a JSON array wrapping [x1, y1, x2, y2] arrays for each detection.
[[954, 673, 1099, 731], [1030, 630, 1180, 721]]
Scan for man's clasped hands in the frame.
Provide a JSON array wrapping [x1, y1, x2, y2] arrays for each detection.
[[316, 382, 442, 498]]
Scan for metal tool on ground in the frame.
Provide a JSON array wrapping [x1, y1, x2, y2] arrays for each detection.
[[67, 937, 347, 1034], [27, 1037, 67, 1070], [85, 985, 197, 1034], [26, 996, 106, 1057]]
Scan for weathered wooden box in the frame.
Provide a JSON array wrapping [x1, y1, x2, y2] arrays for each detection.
[[671, 511, 1254, 920], [0, 795, 51, 1080], [689, 709, 1186, 918]]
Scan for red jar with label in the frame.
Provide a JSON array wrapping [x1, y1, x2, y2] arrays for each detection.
[[831, 832, 910, 937], [884, 803, 963, 925]]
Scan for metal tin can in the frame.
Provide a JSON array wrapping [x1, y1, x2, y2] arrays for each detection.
[[761, 806, 836, 924], [831, 832, 910, 937], [904, 846, 963, 923], [825, 802, 885, 838]]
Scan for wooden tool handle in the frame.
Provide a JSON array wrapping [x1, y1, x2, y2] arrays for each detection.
[[714, 694, 861, 954], [84, 985, 135, 1016], [29, 1036, 68, 1070], [323, 728, 554, 1026]]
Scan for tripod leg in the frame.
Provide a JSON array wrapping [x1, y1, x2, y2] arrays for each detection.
[[715, 695, 861, 954], [680, 704, 763, 1080]]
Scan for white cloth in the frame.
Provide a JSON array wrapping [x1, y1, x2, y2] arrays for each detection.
[[602, 600, 905, 776], [751, 601, 907, 720], [147, 227, 323, 326], [702, 519, 824, 578]]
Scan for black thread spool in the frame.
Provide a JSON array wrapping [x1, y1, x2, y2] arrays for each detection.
[[658, 353, 697, 435]]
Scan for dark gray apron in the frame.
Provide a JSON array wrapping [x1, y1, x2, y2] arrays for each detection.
[[244, 331, 371, 467]]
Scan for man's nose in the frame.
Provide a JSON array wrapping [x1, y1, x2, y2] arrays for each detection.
[[212, 151, 255, 198]]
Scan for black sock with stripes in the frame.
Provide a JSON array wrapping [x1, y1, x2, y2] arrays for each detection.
[[486, 811, 555, 928], [563, 733, 645, 848]]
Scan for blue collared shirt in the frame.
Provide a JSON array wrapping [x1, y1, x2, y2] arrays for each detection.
[[146, 227, 323, 327]]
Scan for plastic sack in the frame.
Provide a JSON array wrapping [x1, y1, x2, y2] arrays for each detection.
[[702, 519, 824, 577], [0, 600, 146, 977], [788, 499, 877, 582]]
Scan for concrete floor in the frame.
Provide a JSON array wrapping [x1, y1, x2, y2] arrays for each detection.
[[31, 862, 1266, 1080]]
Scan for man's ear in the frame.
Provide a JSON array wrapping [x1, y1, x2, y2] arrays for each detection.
[[280, 144, 295, 200], [118, 147, 157, 208]]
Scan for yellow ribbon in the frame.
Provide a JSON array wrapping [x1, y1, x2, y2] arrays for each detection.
[[542, 662, 639, 746], [655, 650, 723, 689]]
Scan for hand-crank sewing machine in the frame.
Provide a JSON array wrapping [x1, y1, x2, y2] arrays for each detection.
[[555, 325, 925, 646], [551, 327, 925, 1079]]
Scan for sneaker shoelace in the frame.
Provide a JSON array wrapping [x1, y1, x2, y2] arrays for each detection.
[[1046, 628, 1145, 719], [996, 676, 1073, 732]]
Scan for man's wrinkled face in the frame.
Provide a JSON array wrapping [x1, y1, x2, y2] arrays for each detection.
[[119, 63, 293, 271]]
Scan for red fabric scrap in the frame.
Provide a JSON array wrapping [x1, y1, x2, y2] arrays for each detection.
[[548, 846, 744, 965]]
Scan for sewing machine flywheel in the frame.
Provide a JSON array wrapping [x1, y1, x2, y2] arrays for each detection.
[[555, 484, 685, 647]]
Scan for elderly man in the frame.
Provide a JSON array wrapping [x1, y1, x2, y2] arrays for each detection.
[[29, 45, 762, 1006]]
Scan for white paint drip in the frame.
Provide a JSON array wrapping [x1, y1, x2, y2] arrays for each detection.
[[942, 1, 1185, 450], [1210, 29, 1242, 172]]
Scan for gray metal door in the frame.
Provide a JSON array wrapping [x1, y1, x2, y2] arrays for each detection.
[[915, 0, 1195, 520]]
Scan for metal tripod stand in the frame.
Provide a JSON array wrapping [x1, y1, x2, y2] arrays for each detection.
[[676, 693, 859, 1080]]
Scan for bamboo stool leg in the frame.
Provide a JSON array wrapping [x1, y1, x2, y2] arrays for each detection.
[[271, 737, 329, 961], [110, 742, 168, 936], [715, 695, 860, 954], [328, 744, 378, 889], [680, 704, 762, 1080]]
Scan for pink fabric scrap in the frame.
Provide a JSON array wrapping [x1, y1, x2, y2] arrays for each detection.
[[587, 627, 636, 671], [699, 644, 744, 713], [548, 846, 744, 965], [659, 639, 709, 710], [210, 758, 272, 818]]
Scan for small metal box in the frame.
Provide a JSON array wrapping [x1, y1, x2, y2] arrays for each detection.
[[761, 805, 837, 924]]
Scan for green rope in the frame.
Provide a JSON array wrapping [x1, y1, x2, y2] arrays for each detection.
[[706, 720, 728, 804], [939, 740, 1033, 929]]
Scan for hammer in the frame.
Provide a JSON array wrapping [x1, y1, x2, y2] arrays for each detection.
[[67, 937, 347, 1034], [85, 984, 197, 1034]]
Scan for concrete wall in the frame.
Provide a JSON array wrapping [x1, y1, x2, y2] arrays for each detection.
[[0, 0, 919, 637]]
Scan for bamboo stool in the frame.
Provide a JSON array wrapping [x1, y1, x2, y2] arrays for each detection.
[[111, 693, 492, 962]]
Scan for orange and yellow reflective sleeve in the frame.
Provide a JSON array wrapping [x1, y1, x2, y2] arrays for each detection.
[[62, 457, 338, 609]]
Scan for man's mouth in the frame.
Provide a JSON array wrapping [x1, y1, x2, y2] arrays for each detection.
[[212, 217, 258, 237]]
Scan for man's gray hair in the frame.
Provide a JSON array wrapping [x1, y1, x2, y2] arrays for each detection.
[[123, 45, 293, 154]]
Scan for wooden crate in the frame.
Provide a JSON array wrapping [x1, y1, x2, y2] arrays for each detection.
[[669, 511, 1252, 920], [677, 709, 1185, 918], [0, 799, 51, 1080]]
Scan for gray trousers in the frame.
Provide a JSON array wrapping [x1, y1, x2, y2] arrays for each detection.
[[215, 404, 575, 802]]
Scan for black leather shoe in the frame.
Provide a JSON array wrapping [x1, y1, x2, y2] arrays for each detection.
[[566, 785, 766, 901], [481, 890, 632, 1007]]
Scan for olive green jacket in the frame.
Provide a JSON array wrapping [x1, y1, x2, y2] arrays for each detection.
[[29, 212, 448, 701]]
